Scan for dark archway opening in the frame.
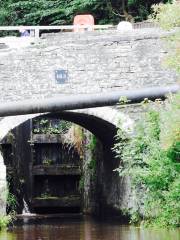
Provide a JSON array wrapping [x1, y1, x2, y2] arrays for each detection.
[[0, 111, 122, 218]]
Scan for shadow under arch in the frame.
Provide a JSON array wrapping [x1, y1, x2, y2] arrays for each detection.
[[30, 111, 128, 217], [0, 106, 134, 145], [43, 111, 117, 147], [0, 108, 133, 217], [32, 111, 120, 216]]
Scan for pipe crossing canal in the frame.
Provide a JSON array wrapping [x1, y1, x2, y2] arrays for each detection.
[[0, 85, 178, 117]]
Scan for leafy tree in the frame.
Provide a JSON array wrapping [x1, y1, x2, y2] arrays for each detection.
[[0, 0, 174, 26], [127, 0, 172, 22], [150, 0, 180, 29], [0, 0, 113, 25], [0, 0, 12, 25]]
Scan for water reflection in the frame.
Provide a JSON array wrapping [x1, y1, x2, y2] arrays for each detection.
[[0, 217, 179, 240]]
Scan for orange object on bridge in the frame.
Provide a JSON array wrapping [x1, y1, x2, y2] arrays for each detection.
[[73, 14, 94, 32]]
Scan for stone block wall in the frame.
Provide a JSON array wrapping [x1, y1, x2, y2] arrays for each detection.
[[0, 29, 177, 103]]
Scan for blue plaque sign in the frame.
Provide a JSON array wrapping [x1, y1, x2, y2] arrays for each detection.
[[55, 70, 68, 84]]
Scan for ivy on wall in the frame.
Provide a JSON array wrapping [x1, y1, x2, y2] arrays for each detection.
[[114, 95, 180, 227], [114, 1, 180, 227]]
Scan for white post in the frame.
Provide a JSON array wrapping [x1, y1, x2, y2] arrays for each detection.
[[34, 28, 40, 39]]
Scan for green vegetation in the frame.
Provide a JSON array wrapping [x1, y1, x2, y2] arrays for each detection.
[[0, 188, 16, 230], [6, 191, 17, 215], [0, 216, 12, 231], [42, 159, 53, 166], [38, 193, 58, 199], [0, 0, 173, 27], [114, 95, 180, 227], [150, 1, 180, 77], [127, 0, 172, 22], [163, 31, 180, 76], [78, 175, 84, 191], [87, 135, 97, 180], [114, 1, 180, 228], [33, 118, 72, 134], [78, 134, 97, 192], [150, 1, 180, 30]]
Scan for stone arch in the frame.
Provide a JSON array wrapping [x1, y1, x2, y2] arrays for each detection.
[[0, 107, 133, 143], [74, 107, 133, 133], [0, 107, 134, 215]]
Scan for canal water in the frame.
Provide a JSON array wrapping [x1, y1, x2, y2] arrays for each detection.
[[0, 216, 179, 240]]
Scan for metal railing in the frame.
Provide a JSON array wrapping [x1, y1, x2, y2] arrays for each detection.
[[0, 25, 114, 38], [0, 22, 159, 40], [133, 21, 158, 29]]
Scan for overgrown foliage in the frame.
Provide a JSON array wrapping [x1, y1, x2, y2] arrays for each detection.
[[114, 95, 180, 227], [33, 118, 72, 134], [114, 3, 180, 226], [163, 32, 180, 75], [87, 135, 97, 179], [0, 215, 11, 230], [0, 0, 173, 27], [150, 1, 180, 30], [0, 187, 16, 230], [150, 1, 180, 77], [128, 0, 172, 22]]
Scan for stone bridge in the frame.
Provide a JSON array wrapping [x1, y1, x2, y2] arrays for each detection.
[[0, 27, 177, 147], [0, 28, 178, 215]]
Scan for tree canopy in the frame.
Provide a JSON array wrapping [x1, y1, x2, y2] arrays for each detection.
[[0, 0, 172, 26]]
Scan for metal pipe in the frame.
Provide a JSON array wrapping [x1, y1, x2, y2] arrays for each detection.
[[0, 85, 179, 117]]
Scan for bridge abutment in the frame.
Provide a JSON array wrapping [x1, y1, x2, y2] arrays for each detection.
[[0, 152, 6, 215]]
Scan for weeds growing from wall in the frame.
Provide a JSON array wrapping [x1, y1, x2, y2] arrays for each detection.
[[114, 94, 180, 227], [79, 134, 98, 193], [150, 1, 180, 30], [150, 1, 180, 78], [87, 135, 97, 180], [0, 187, 16, 230], [33, 118, 72, 135], [114, 2, 180, 227], [0, 215, 11, 230]]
